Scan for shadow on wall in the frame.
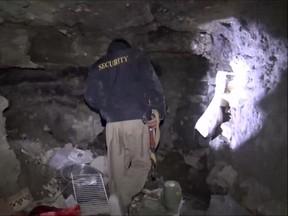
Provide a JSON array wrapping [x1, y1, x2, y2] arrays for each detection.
[[170, 55, 210, 152]]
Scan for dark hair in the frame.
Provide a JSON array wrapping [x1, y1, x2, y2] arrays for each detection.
[[107, 38, 131, 53]]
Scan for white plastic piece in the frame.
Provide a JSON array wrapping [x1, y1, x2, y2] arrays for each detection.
[[195, 71, 233, 138], [90, 156, 108, 177], [65, 194, 78, 207]]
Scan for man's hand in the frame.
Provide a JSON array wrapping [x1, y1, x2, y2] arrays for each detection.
[[147, 114, 157, 129]]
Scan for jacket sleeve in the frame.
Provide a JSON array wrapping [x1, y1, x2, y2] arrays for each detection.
[[141, 54, 166, 121], [84, 65, 103, 113]]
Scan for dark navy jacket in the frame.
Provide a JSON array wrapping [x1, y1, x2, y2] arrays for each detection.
[[84, 48, 166, 123]]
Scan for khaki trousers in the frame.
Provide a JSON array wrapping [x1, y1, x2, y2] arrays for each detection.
[[106, 119, 151, 207]]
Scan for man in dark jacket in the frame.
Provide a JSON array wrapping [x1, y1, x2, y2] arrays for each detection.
[[84, 39, 166, 209]]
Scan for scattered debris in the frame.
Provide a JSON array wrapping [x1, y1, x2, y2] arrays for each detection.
[[240, 177, 272, 213], [184, 154, 204, 169], [217, 165, 238, 187], [207, 162, 238, 194], [28, 204, 80, 216], [40, 149, 56, 164], [207, 195, 249, 215], [48, 144, 93, 170], [7, 188, 33, 212], [58, 29, 68, 36], [65, 194, 78, 208], [90, 155, 109, 185], [209, 134, 229, 150], [20, 140, 42, 157], [90, 155, 108, 176], [184, 148, 209, 169], [43, 124, 51, 132], [142, 188, 162, 200], [43, 179, 60, 199]]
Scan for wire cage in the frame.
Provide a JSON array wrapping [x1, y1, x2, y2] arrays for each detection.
[[61, 164, 110, 215]]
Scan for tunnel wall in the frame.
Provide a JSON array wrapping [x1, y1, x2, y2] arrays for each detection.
[[191, 2, 287, 214]]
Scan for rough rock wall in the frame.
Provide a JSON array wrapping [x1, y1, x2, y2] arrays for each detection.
[[0, 68, 104, 149], [151, 53, 210, 150], [191, 2, 287, 215], [0, 95, 21, 197], [0, 69, 105, 199], [0, 0, 256, 69], [0, 1, 193, 68], [0, 0, 217, 152]]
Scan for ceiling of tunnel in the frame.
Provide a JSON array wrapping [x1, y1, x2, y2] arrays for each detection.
[[0, 1, 285, 35], [0, 1, 232, 31], [0, 0, 286, 68]]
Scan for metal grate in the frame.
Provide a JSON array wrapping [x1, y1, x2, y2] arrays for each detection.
[[72, 173, 110, 215]]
